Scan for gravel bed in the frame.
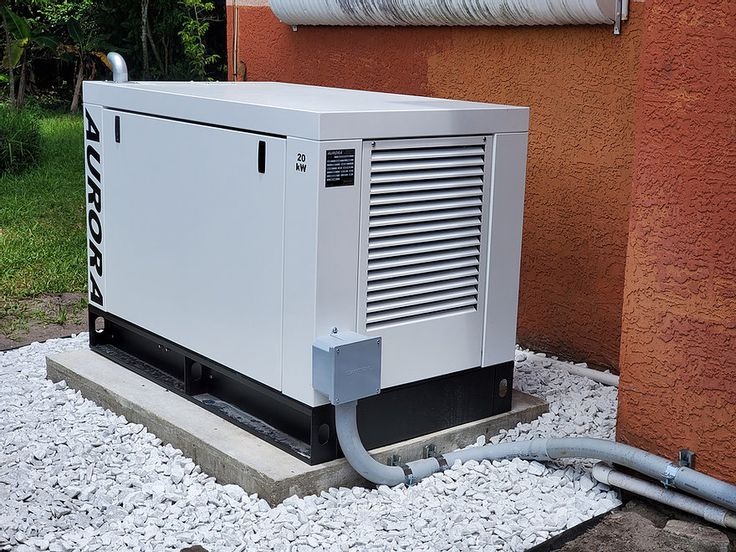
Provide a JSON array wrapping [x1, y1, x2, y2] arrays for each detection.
[[0, 335, 620, 551]]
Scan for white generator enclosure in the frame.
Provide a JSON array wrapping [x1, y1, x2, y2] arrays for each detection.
[[83, 81, 529, 464]]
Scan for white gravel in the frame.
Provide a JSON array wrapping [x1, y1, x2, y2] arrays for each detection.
[[0, 335, 620, 552]]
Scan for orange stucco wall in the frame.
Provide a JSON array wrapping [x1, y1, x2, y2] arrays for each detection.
[[617, 1, 736, 481], [227, 5, 644, 370]]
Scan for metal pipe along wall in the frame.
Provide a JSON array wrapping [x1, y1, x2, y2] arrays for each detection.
[[269, 0, 619, 26]]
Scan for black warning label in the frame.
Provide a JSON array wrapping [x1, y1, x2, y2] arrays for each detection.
[[325, 149, 355, 188]]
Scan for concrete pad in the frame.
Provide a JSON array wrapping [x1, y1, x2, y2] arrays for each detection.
[[46, 349, 547, 505]]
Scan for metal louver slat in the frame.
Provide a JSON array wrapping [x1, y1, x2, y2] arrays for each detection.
[[368, 236, 481, 260], [370, 196, 482, 216], [368, 257, 480, 282], [371, 146, 485, 161], [366, 297, 478, 326], [368, 277, 480, 303], [366, 138, 486, 330], [371, 176, 482, 194], [367, 266, 480, 292], [367, 286, 479, 314], [368, 217, 482, 239], [368, 247, 480, 271], [371, 156, 484, 173], [369, 226, 481, 249], [370, 186, 483, 205], [370, 166, 483, 184], [369, 206, 481, 227]]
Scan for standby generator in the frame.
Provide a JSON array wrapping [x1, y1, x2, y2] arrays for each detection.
[[83, 78, 529, 464]]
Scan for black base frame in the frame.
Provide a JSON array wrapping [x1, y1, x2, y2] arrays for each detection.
[[88, 305, 514, 465]]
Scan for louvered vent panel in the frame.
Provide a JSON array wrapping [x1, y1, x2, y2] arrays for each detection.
[[366, 139, 485, 330]]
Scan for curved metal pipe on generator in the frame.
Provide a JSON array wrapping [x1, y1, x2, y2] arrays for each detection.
[[335, 401, 736, 512], [269, 0, 618, 26], [107, 52, 129, 83]]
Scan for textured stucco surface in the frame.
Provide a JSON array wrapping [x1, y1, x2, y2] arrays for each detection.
[[617, 1, 736, 482], [227, 6, 643, 369]]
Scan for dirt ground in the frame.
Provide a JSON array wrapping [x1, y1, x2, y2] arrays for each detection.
[[0, 293, 88, 350], [534, 498, 735, 552]]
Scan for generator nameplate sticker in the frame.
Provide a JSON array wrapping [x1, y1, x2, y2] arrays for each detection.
[[325, 149, 355, 187]]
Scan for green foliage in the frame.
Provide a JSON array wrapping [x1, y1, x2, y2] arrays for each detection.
[[0, 105, 41, 174], [23, 87, 71, 112], [2, 7, 58, 69], [0, 113, 86, 298], [36, 0, 94, 27], [178, 0, 219, 80], [2, 8, 31, 68], [1, 0, 226, 102]]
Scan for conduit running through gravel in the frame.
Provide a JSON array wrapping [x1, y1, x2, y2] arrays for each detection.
[[560, 364, 619, 387], [336, 400, 736, 512], [2, 337, 622, 551]]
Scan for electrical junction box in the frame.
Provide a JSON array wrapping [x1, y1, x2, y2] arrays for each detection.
[[82, 81, 529, 464], [313, 331, 382, 405]]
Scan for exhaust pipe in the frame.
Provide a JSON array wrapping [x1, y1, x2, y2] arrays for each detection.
[[107, 52, 128, 83]]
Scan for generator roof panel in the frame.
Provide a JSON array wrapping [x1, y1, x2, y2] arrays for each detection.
[[83, 81, 529, 141]]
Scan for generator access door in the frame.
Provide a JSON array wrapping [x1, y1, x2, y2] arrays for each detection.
[[102, 110, 286, 391]]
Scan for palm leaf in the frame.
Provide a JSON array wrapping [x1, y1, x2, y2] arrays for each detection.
[[34, 35, 60, 51], [3, 8, 31, 40], [3, 40, 25, 69]]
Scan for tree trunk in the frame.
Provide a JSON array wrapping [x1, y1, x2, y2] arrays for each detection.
[[27, 59, 36, 95], [70, 57, 84, 113], [2, 12, 15, 108], [16, 52, 27, 109], [163, 36, 169, 77], [141, 0, 150, 78], [147, 19, 164, 75]]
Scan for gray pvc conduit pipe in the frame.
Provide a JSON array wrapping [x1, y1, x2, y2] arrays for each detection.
[[592, 463, 736, 530], [335, 401, 736, 512], [562, 364, 619, 387], [334, 400, 408, 487]]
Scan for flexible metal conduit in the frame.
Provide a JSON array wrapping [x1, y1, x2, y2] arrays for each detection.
[[335, 401, 736, 512], [269, 0, 619, 26], [592, 463, 736, 530]]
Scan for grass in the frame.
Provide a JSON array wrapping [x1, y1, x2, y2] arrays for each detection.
[[0, 113, 86, 302]]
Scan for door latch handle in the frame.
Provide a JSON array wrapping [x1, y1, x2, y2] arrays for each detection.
[[258, 140, 266, 173]]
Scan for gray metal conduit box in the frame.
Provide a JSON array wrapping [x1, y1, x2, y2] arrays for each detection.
[[313, 331, 381, 405]]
